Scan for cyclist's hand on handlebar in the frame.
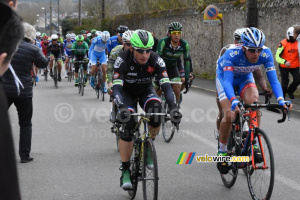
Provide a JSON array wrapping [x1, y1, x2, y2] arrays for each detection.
[[278, 99, 293, 111], [231, 99, 242, 113], [263, 88, 273, 98], [170, 107, 182, 124]]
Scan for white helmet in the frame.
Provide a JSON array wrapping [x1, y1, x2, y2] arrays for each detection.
[[36, 32, 41, 37], [66, 34, 71, 39], [122, 30, 133, 43], [96, 31, 102, 36], [101, 31, 110, 43], [233, 28, 246, 43], [87, 33, 91, 37], [51, 34, 58, 40], [71, 33, 76, 39], [287, 27, 294, 39]]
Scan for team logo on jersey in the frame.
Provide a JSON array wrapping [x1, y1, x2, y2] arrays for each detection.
[[130, 66, 134, 70], [230, 50, 238, 58], [157, 57, 166, 67], [114, 73, 119, 79], [162, 71, 168, 77], [147, 66, 155, 74], [224, 66, 233, 71], [147, 94, 154, 98], [114, 57, 123, 68], [262, 52, 270, 58]]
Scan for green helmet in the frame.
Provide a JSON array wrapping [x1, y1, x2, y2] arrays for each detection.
[[41, 33, 47, 37], [76, 35, 84, 42], [168, 22, 182, 32], [80, 30, 86, 34], [91, 29, 97, 35], [130, 30, 154, 49]]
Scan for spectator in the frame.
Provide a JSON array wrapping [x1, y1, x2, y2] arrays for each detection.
[[0, 2, 23, 200], [151, 32, 158, 52], [275, 27, 300, 99], [3, 22, 48, 163], [0, 0, 18, 10]]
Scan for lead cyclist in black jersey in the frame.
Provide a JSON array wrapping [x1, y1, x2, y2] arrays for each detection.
[[112, 30, 182, 190]]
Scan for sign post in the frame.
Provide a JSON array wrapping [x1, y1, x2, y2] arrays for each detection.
[[204, 5, 223, 49]]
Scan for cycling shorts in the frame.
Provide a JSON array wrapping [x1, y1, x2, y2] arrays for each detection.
[[91, 51, 107, 65]]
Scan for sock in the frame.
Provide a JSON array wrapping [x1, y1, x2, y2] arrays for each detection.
[[219, 141, 227, 152], [122, 161, 130, 171]]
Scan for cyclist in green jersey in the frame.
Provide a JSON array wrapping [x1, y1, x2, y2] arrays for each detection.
[[71, 35, 89, 86], [156, 22, 191, 104], [107, 30, 133, 95]]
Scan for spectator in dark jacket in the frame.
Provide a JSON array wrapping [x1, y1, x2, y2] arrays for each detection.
[[0, 2, 23, 200], [3, 22, 48, 163], [151, 32, 158, 52]]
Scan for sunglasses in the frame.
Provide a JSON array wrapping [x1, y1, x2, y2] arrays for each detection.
[[77, 40, 83, 42], [171, 31, 182, 35], [125, 43, 131, 47], [134, 48, 152, 54], [244, 46, 263, 53], [52, 39, 57, 41]]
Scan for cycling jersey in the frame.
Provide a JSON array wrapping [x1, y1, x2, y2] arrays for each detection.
[[89, 36, 107, 65], [40, 41, 49, 57], [157, 37, 191, 79], [89, 35, 107, 53], [275, 39, 299, 68], [216, 45, 284, 102], [63, 39, 74, 56], [107, 45, 123, 84], [71, 41, 89, 57], [107, 35, 121, 54], [113, 49, 177, 111], [47, 42, 64, 58]]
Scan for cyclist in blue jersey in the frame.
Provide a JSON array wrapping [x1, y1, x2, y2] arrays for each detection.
[[216, 27, 292, 174], [89, 31, 110, 91], [63, 34, 75, 78], [107, 25, 128, 55]]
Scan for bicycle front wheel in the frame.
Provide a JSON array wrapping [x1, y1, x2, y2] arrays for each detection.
[[142, 138, 158, 200], [246, 128, 274, 200], [128, 140, 139, 199], [80, 68, 84, 96], [161, 101, 175, 142], [54, 65, 58, 89]]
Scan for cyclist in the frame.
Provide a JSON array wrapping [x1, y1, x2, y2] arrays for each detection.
[[107, 30, 133, 95], [216, 28, 273, 132], [80, 30, 90, 46], [63, 34, 75, 78], [71, 35, 89, 86], [47, 34, 64, 81], [88, 29, 97, 42], [89, 31, 110, 91], [216, 27, 292, 174], [107, 25, 128, 55], [40, 33, 49, 76], [113, 29, 181, 189], [56, 32, 64, 44], [36, 32, 41, 43], [156, 22, 191, 105]]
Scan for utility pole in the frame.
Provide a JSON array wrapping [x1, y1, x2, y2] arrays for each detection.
[[79, 0, 82, 26], [58, 0, 60, 29], [50, 0, 52, 35], [102, 0, 105, 19], [247, 0, 258, 27]]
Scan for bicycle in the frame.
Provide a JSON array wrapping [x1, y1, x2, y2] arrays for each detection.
[[94, 61, 105, 101], [217, 96, 290, 200], [160, 81, 182, 142], [74, 60, 88, 96], [122, 112, 163, 200], [67, 59, 74, 82], [50, 58, 59, 89], [110, 97, 122, 152]]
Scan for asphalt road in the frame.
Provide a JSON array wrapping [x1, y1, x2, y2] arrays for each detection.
[[8, 75, 300, 200]]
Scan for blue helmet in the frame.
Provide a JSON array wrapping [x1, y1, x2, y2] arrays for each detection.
[[241, 27, 265, 48]]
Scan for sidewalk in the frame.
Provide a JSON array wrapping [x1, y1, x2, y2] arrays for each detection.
[[191, 77, 300, 113]]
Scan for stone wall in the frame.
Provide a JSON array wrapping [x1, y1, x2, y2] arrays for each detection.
[[108, 0, 300, 80]]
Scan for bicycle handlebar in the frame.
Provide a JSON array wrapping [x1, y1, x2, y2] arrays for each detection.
[[73, 60, 89, 64]]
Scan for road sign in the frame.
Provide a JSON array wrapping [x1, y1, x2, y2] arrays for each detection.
[[204, 13, 223, 20], [204, 5, 219, 20], [204, 20, 221, 26]]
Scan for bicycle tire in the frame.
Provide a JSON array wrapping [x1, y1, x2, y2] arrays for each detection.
[[246, 128, 274, 200], [80, 68, 84, 96], [99, 70, 105, 101], [220, 129, 238, 188], [68, 63, 72, 82], [95, 72, 100, 99], [54, 64, 58, 89], [78, 69, 82, 94], [44, 69, 48, 81], [115, 126, 120, 152], [142, 138, 158, 200], [128, 140, 139, 199], [161, 99, 175, 142]]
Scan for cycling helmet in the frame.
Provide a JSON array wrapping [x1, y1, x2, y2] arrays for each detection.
[[80, 30, 86, 34], [42, 33, 47, 39], [122, 30, 133, 43], [91, 29, 97, 35], [66, 34, 71, 39], [241, 27, 265, 48], [96, 31, 102, 36], [116, 25, 129, 34], [168, 22, 182, 32], [51, 34, 58, 40], [287, 27, 294, 39], [76, 35, 84, 42], [233, 28, 246, 42], [101, 31, 110, 43], [71, 33, 76, 39], [36, 32, 41, 37], [130, 29, 154, 49], [87, 33, 91, 37]]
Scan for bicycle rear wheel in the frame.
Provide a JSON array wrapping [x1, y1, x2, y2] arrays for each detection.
[[161, 99, 175, 142], [220, 129, 238, 188], [246, 128, 274, 200], [142, 138, 158, 200]]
